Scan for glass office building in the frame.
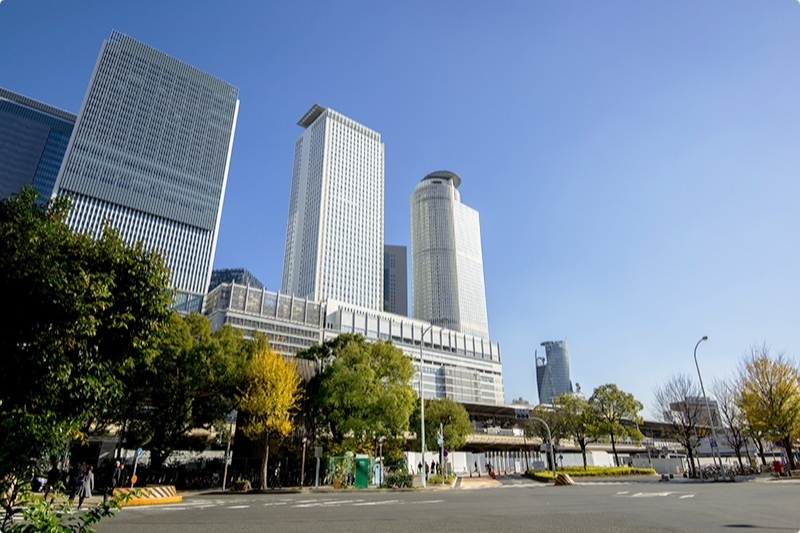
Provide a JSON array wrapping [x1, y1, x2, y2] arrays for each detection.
[[53, 31, 239, 312], [0, 87, 75, 200], [536, 339, 573, 404]]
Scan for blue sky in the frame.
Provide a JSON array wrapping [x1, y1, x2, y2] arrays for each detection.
[[2, 1, 799, 417]]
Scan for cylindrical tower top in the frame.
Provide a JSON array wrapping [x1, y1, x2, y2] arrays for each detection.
[[422, 170, 461, 189]]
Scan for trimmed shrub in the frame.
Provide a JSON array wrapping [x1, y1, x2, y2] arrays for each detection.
[[525, 466, 657, 482], [385, 470, 413, 489]]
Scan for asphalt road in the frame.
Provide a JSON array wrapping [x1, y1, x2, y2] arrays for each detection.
[[96, 478, 800, 533]]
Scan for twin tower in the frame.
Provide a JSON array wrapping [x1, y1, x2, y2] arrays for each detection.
[[280, 105, 490, 339]]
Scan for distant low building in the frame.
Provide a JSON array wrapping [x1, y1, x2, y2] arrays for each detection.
[[205, 281, 505, 405], [209, 268, 265, 292]]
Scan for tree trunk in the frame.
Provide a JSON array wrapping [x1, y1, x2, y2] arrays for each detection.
[[579, 441, 587, 470], [260, 435, 270, 491], [754, 438, 766, 465], [734, 447, 744, 474], [610, 434, 619, 466], [784, 437, 796, 471], [686, 447, 696, 477]]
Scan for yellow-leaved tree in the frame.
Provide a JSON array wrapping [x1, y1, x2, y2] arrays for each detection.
[[737, 346, 800, 470], [237, 339, 301, 490]]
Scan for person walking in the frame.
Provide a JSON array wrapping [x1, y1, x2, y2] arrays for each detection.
[[68, 462, 87, 506], [104, 460, 123, 505], [77, 465, 94, 509], [43, 456, 61, 501]]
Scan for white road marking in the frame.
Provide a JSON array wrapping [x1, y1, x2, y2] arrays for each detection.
[[616, 491, 629, 495], [226, 505, 250, 509], [631, 492, 674, 498], [413, 499, 444, 505], [263, 502, 288, 507], [353, 500, 400, 506], [679, 495, 695, 499]]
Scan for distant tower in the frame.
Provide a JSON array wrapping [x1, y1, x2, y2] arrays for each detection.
[[410, 170, 489, 338], [281, 104, 384, 310], [383, 244, 407, 316], [536, 339, 573, 404], [0, 87, 75, 200], [53, 31, 239, 312]]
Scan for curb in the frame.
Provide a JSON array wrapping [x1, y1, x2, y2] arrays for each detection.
[[114, 485, 182, 506]]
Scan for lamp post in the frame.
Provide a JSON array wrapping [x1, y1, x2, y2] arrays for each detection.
[[529, 415, 557, 478], [221, 409, 237, 491], [419, 318, 447, 488], [693, 336, 727, 481], [300, 437, 307, 487]]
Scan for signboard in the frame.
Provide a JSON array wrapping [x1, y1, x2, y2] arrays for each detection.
[[709, 440, 717, 448], [314, 446, 323, 459]]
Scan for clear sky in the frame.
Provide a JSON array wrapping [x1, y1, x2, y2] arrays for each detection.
[[2, 0, 799, 418]]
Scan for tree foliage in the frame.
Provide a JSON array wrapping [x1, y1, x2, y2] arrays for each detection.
[[300, 334, 416, 453], [0, 188, 172, 522], [554, 393, 594, 470], [652, 373, 707, 477], [736, 345, 800, 470], [123, 313, 249, 469], [410, 398, 473, 452], [588, 384, 644, 466], [237, 339, 301, 490]]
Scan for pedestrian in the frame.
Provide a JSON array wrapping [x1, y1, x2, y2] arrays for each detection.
[[104, 460, 123, 505], [68, 462, 87, 506], [417, 461, 423, 475], [77, 465, 94, 509], [431, 460, 436, 476], [43, 456, 61, 501], [475, 460, 480, 477]]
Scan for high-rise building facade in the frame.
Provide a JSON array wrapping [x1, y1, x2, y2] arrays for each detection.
[[536, 339, 573, 404], [0, 88, 75, 200], [383, 244, 408, 316], [53, 31, 239, 312], [410, 171, 489, 339], [281, 104, 384, 310]]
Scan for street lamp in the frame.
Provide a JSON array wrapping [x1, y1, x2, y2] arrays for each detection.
[[419, 318, 447, 488], [529, 415, 557, 478], [693, 336, 728, 481]]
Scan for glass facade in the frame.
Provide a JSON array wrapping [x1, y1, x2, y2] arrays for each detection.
[[536, 339, 573, 404], [54, 31, 239, 311], [281, 105, 385, 311], [0, 88, 75, 201]]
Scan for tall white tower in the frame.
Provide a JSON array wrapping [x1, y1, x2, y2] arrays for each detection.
[[410, 170, 489, 339], [281, 104, 385, 310]]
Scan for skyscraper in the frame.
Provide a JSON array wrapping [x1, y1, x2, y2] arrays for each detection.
[[0, 87, 75, 200], [281, 104, 384, 310], [53, 31, 239, 312], [383, 244, 408, 316], [536, 339, 573, 404], [410, 170, 489, 339]]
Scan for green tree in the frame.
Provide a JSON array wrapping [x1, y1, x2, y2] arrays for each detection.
[[588, 384, 644, 466], [736, 346, 800, 470], [0, 189, 172, 526], [525, 403, 570, 470], [652, 373, 708, 477], [123, 313, 249, 470], [237, 339, 301, 490], [304, 334, 416, 452], [553, 393, 594, 470], [410, 398, 473, 452]]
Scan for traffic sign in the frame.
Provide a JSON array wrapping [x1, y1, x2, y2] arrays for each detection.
[[136, 447, 143, 457], [443, 450, 448, 457], [709, 440, 717, 448]]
